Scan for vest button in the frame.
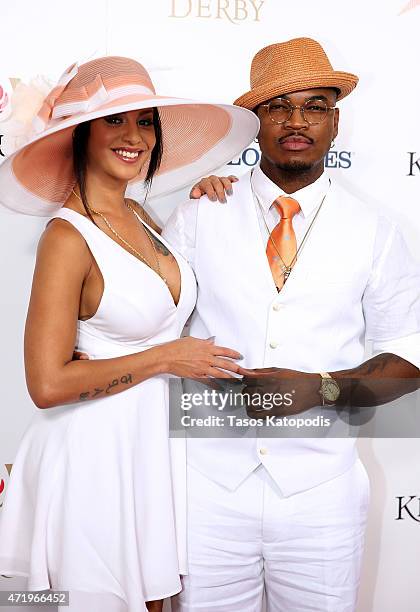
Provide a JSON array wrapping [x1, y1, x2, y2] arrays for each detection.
[[259, 448, 268, 455], [269, 341, 278, 349], [272, 303, 283, 311]]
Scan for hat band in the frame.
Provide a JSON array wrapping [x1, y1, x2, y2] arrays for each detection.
[[51, 84, 155, 119], [33, 83, 155, 134]]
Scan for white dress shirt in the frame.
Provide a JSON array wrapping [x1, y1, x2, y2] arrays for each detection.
[[251, 163, 330, 245]]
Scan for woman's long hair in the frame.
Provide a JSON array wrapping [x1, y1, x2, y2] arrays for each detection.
[[72, 108, 163, 221]]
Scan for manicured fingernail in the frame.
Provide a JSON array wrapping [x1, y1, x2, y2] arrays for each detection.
[[208, 336, 216, 341], [238, 354, 244, 360], [227, 189, 233, 196], [221, 198, 227, 204]]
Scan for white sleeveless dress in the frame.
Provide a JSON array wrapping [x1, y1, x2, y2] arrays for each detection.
[[0, 208, 197, 611]]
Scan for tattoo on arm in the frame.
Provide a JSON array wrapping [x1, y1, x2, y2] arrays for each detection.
[[356, 353, 416, 377], [334, 353, 420, 408], [79, 373, 133, 402]]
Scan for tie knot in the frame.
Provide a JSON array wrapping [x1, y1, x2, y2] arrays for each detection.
[[274, 196, 301, 219]]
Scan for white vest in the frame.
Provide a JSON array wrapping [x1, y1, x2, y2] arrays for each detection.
[[187, 171, 378, 495]]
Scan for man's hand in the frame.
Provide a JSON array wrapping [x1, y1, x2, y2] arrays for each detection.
[[189, 175, 238, 203], [241, 367, 320, 417], [72, 350, 90, 361]]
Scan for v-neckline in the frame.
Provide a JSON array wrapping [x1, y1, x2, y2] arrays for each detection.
[[60, 207, 183, 309]]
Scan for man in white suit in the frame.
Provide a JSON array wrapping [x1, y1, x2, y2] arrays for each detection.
[[163, 37, 420, 611]]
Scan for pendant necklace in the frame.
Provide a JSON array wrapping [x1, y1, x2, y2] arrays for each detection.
[[251, 173, 331, 285], [71, 189, 167, 285]]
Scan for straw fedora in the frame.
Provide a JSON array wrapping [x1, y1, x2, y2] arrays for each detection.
[[0, 56, 259, 216], [234, 37, 358, 110]]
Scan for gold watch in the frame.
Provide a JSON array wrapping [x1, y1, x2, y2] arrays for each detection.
[[319, 372, 340, 405]]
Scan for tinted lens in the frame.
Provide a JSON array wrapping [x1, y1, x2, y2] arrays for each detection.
[[303, 100, 328, 124], [268, 99, 292, 123]]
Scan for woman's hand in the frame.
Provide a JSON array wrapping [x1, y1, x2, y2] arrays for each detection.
[[159, 336, 244, 379], [189, 175, 238, 203]]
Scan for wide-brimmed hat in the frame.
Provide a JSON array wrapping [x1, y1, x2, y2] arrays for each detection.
[[234, 37, 358, 110], [0, 56, 259, 216]]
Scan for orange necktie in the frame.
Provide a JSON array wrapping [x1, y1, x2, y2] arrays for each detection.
[[266, 196, 301, 289]]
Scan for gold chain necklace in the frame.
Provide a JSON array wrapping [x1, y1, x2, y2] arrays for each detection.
[[71, 189, 167, 285], [251, 174, 330, 283]]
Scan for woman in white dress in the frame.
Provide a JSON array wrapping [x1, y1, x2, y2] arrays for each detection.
[[0, 56, 258, 611]]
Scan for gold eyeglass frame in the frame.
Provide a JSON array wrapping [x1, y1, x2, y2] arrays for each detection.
[[260, 98, 336, 126]]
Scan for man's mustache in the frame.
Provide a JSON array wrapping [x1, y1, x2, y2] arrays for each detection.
[[278, 133, 314, 144]]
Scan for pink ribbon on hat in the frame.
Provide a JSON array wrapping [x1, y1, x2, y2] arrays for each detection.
[[51, 73, 109, 119], [33, 62, 79, 132], [33, 62, 110, 133], [32, 61, 155, 135]]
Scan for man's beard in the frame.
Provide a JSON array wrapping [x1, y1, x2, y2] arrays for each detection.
[[275, 160, 314, 173]]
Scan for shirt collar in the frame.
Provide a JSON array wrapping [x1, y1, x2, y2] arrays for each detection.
[[251, 163, 330, 218]]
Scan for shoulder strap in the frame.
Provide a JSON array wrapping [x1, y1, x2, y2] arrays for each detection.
[[49, 208, 113, 277]]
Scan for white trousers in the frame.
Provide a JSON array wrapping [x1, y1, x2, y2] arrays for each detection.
[[172, 460, 369, 612]]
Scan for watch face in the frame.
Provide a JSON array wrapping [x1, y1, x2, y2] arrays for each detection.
[[322, 379, 340, 402]]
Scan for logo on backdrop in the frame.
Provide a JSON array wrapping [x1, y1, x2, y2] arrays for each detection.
[[0, 465, 12, 508], [407, 152, 420, 176], [395, 496, 420, 522], [399, 0, 420, 15], [169, 0, 265, 23], [228, 141, 353, 170]]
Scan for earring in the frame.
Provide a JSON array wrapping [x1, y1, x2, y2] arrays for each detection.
[[330, 139, 335, 149]]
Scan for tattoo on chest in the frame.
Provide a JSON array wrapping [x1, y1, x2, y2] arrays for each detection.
[[145, 228, 170, 256]]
